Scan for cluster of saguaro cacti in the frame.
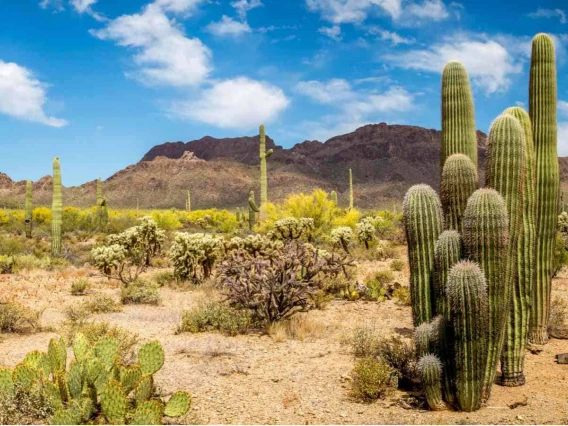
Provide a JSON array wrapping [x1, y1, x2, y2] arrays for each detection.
[[259, 124, 273, 219], [25, 180, 33, 239], [404, 34, 558, 412], [0, 335, 190, 424], [51, 157, 62, 257], [248, 190, 259, 230]]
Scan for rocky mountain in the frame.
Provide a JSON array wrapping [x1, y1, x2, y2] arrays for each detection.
[[1, 122, 566, 210]]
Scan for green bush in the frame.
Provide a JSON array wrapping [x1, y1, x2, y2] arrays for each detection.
[[393, 286, 411, 306], [350, 358, 397, 401], [120, 279, 161, 305], [83, 294, 122, 314], [343, 325, 381, 358], [70, 278, 89, 295], [553, 232, 568, 277], [389, 259, 405, 272], [0, 255, 14, 274], [178, 302, 252, 336]]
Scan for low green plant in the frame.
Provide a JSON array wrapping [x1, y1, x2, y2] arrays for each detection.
[[553, 232, 568, 277], [178, 301, 252, 336], [0, 255, 14, 274], [343, 325, 381, 358], [70, 278, 89, 296], [153, 271, 177, 287], [120, 279, 161, 305], [390, 259, 405, 272], [393, 286, 411, 306], [350, 358, 397, 402], [83, 294, 122, 314]]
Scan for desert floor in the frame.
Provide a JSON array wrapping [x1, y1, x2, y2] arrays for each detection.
[[1, 260, 568, 425]]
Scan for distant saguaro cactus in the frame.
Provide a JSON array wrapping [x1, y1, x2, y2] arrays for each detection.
[[186, 190, 191, 212], [25, 180, 33, 239], [329, 190, 338, 206], [441, 60, 478, 169], [259, 124, 273, 219], [248, 190, 259, 230], [529, 33, 559, 346], [51, 157, 62, 257]]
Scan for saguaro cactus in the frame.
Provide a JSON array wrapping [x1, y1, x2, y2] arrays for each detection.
[[349, 169, 354, 210], [403, 184, 444, 325], [259, 124, 273, 217], [440, 154, 478, 232], [25, 180, 33, 239], [447, 261, 489, 412], [51, 157, 62, 257], [500, 107, 536, 385], [186, 191, 191, 212], [329, 190, 338, 206], [248, 190, 259, 230], [462, 189, 509, 401], [441, 60, 478, 169], [418, 354, 447, 411], [433, 230, 462, 318], [529, 33, 559, 345]]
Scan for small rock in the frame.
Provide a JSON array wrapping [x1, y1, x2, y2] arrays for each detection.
[[517, 415, 524, 421], [556, 353, 568, 364]]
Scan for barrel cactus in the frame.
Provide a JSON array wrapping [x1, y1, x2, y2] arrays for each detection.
[[403, 184, 444, 325], [51, 157, 62, 257], [529, 33, 559, 346]]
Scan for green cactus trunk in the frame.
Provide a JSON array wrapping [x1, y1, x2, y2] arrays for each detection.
[[349, 169, 354, 210], [418, 354, 447, 411], [433, 230, 463, 319], [500, 108, 537, 386], [440, 154, 478, 232], [186, 191, 191, 212], [51, 157, 62, 257], [529, 33, 559, 346], [403, 184, 444, 325], [441, 61, 478, 169], [462, 189, 509, 402], [25, 180, 33, 239], [329, 190, 338, 206], [259, 125, 273, 220], [447, 261, 489, 412], [248, 191, 259, 231], [101, 198, 109, 229]]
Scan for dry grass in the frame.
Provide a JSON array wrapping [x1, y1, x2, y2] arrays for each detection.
[[0, 301, 42, 334], [268, 314, 325, 342]]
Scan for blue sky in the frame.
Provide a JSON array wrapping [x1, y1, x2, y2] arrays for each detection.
[[1, 0, 568, 185]]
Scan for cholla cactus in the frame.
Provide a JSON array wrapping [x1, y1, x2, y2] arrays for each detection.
[[92, 244, 127, 276], [170, 233, 223, 281], [356, 219, 376, 249], [0, 335, 191, 425], [331, 226, 353, 253], [226, 234, 284, 259], [273, 217, 314, 240]]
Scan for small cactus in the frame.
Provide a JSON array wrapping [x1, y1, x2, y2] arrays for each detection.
[[433, 230, 462, 318], [418, 354, 447, 411], [51, 157, 62, 257]]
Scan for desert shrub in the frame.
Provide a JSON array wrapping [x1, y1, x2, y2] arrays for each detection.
[[0, 255, 14, 274], [220, 240, 348, 323], [32, 207, 51, 225], [153, 270, 177, 287], [120, 278, 161, 305], [268, 314, 325, 341], [183, 209, 238, 233], [0, 302, 41, 333], [91, 216, 165, 284], [83, 294, 122, 314], [350, 358, 397, 402], [151, 210, 182, 230], [272, 217, 314, 240], [390, 259, 405, 272], [0, 383, 56, 424], [0, 336, 191, 424], [0, 209, 10, 225], [343, 325, 381, 358], [330, 226, 353, 253], [178, 301, 252, 336], [169, 233, 223, 281], [376, 335, 417, 388], [70, 277, 89, 295], [393, 286, 411, 306], [549, 296, 568, 336], [332, 208, 361, 229], [553, 232, 568, 277], [376, 240, 396, 260], [356, 218, 376, 249]]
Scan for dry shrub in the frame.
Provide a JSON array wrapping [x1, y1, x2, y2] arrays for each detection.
[[350, 358, 397, 402], [178, 301, 252, 336], [83, 293, 122, 314], [0, 301, 41, 333], [389, 259, 405, 272], [268, 314, 325, 342], [120, 278, 161, 305], [70, 277, 89, 295], [342, 325, 381, 358], [0, 385, 55, 424]]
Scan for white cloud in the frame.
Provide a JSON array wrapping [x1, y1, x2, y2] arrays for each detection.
[[39, 0, 64, 11], [318, 25, 342, 41], [384, 34, 522, 94], [70, 0, 106, 21], [154, 0, 205, 14], [367, 26, 415, 45], [90, 3, 211, 87], [0, 60, 67, 127], [231, 0, 263, 19], [296, 78, 414, 140], [206, 16, 252, 37], [405, 0, 449, 20], [528, 8, 566, 24], [559, 100, 568, 116], [171, 77, 289, 129], [306, 0, 403, 23]]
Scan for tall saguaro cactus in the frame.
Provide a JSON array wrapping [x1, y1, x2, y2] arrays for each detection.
[[403, 184, 444, 325], [349, 169, 354, 210], [440, 154, 478, 232], [51, 157, 62, 257], [186, 190, 191, 212], [96, 178, 102, 210], [441, 61, 478, 169], [447, 261, 489, 412], [248, 190, 259, 230], [529, 33, 559, 345], [462, 189, 509, 401], [500, 108, 536, 385], [25, 180, 33, 239], [259, 124, 273, 218]]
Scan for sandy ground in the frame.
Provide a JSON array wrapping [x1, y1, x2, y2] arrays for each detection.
[[1, 263, 568, 425]]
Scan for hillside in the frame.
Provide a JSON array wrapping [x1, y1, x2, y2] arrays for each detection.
[[2, 122, 565, 210]]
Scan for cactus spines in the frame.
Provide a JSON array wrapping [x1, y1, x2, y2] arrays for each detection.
[[415, 323, 433, 357], [440, 154, 478, 231], [51, 157, 62, 257], [403, 184, 444, 325], [433, 230, 462, 318], [462, 188, 509, 401], [446, 261, 488, 412], [248, 190, 259, 230], [418, 354, 447, 411], [441, 60, 478, 169], [101, 381, 128, 424], [349, 169, 354, 210], [259, 124, 273, 218], [529, 33, 559, 346], [25, 180, 33, 239]]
